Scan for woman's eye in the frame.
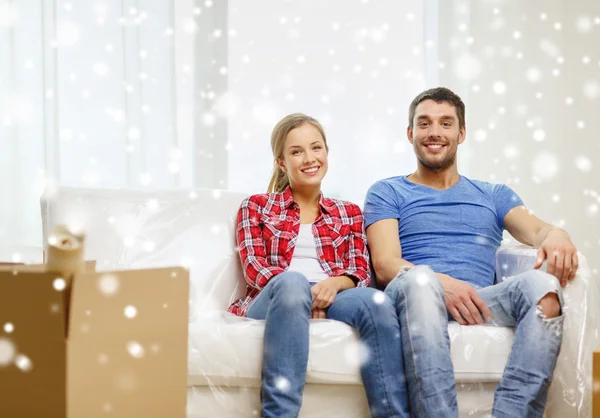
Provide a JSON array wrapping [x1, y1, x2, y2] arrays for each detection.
[[313, 146, 322, 150], [292, 150, 301, 155]]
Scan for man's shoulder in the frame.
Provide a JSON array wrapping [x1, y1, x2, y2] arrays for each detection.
[[461, 176, 509, 195], [368, 175, 409, 193]]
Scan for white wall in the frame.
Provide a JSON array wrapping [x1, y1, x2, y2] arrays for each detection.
[[226, 0, 431, 204], [437, 0, 600, 272]]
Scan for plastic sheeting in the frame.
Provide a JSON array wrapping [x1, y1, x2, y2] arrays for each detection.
[[40, 186, 600, 417]]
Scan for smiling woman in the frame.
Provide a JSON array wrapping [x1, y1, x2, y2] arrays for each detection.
[[228, 112, 411, 417]]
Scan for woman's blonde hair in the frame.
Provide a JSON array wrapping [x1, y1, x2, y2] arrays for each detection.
[[267, 113, 328, 193]]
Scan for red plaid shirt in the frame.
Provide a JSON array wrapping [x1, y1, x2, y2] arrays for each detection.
[[228, 187, 371, 317]]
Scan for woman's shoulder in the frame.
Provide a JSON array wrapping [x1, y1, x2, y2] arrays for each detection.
[[323, 196, 363, 214], [240, 192, 283, 209]]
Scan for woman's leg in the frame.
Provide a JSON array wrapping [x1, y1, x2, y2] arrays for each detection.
[[326, 287, 410, 418], [246, 271, 312, 418]]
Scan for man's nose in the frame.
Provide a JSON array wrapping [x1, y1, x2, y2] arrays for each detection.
[[428, 124, 443, 138]]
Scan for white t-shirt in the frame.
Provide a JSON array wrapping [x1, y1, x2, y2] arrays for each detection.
[[286, 224, 328, 283]]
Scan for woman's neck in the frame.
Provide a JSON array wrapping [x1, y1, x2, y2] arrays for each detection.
[[290, 185, 321, 209]]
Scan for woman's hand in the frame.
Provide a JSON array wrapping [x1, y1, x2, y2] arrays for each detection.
[[311, 307, 327, 319], [310, 278, 340, 309], [310, 276, 355, 309]]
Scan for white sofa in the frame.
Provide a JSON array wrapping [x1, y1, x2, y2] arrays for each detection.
[[39, 186, 599, 418]]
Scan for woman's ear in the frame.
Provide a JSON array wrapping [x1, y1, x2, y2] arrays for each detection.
[[276, 158, 287, 173]]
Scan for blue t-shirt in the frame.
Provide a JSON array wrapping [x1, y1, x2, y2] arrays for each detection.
[[364, 175, 524, 288]]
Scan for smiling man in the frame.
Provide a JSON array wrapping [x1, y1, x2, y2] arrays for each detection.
[[364, 87, 578, 418]]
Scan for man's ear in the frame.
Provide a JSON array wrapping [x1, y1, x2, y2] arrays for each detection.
[[458, 125, 466, 144], [407, 126, 414, 145]]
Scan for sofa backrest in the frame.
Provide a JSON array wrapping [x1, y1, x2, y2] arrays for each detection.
[[40, 187, 249, 320]]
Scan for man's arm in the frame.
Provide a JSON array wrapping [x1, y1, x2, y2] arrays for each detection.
[[365, 219, 414, 287], [504, 205, 578, 286]]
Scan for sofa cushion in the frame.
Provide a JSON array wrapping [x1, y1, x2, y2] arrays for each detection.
[[188, 312, 514, 386]]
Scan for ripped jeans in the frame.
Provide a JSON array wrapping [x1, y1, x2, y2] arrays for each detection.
[[384, 266, 564, 418]]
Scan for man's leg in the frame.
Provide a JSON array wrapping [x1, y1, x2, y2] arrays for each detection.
[[246, 272, 312, 418], [384, 266, 458, 418], [327, 287, 411, 418], [476, 270, 564, 418]]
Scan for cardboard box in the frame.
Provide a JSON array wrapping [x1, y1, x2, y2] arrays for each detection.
[[0, 264, 189, 418], [594, 345, 600, 418]]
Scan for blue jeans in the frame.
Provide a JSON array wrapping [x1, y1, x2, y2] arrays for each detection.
[[384, 266, 564, 418], [247, 271, 410, 418]]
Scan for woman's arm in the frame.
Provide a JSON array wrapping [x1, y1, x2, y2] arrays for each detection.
[[340, 203, 371, 287], [236, 196, 285, 289]]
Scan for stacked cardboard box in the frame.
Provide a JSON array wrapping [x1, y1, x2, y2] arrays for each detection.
[[0, 250, 188, 417]]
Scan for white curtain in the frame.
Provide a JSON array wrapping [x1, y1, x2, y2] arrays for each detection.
[[0, 0, 226, 251], [0, 0, 435, 253]]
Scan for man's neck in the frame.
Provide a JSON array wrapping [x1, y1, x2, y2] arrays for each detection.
[[408, 165, 460, 190]]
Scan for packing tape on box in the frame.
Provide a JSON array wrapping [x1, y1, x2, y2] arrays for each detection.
[[45, 225, 85, 276]]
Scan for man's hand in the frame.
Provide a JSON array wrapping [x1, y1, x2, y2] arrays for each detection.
[[534, 229, 578, 287], [437, 273, 492, 326], [311, 278, 340, 309], [311, 307, 327, 319]]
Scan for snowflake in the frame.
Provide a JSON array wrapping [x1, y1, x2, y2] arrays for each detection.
[[576, 16, 593, 33], [452, 53, 481, 81], [343, 341, 370, 368], [416, 273, 430, 286], [533, 129, 546, 142], [53, 278, 67, 292], [274, 376, 291, 392], [526, 68, 541, 83], [124, 305, 137, 319], [93, 62, 109, 77], [531, 152, 559, 181], [15, 354, 33, 372], [372, 292, 386, 305], [56, 21, 80, 47], [583, 80, 599, 100], [143, 241, 156, 252], [493, 81, 507, 95], [503, 145, 519, 160], [575, 156, 592, 172], [139, 173, 152, 185], [98, 353, 109, 365], [202, 112, 216, 126], [126, 341, 145, 358], [0, 3, 19, 27], [127, 127, 140, 140]]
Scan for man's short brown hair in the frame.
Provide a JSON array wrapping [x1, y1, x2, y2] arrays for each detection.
[[408, 87, 466, 129]]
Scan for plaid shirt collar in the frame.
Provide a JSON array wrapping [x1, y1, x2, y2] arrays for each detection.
[[281, 185, 336, 214]]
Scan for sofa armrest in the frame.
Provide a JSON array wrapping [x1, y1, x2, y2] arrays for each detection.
[[495, 242, 539, 282], [496, 242, 600, 417]]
